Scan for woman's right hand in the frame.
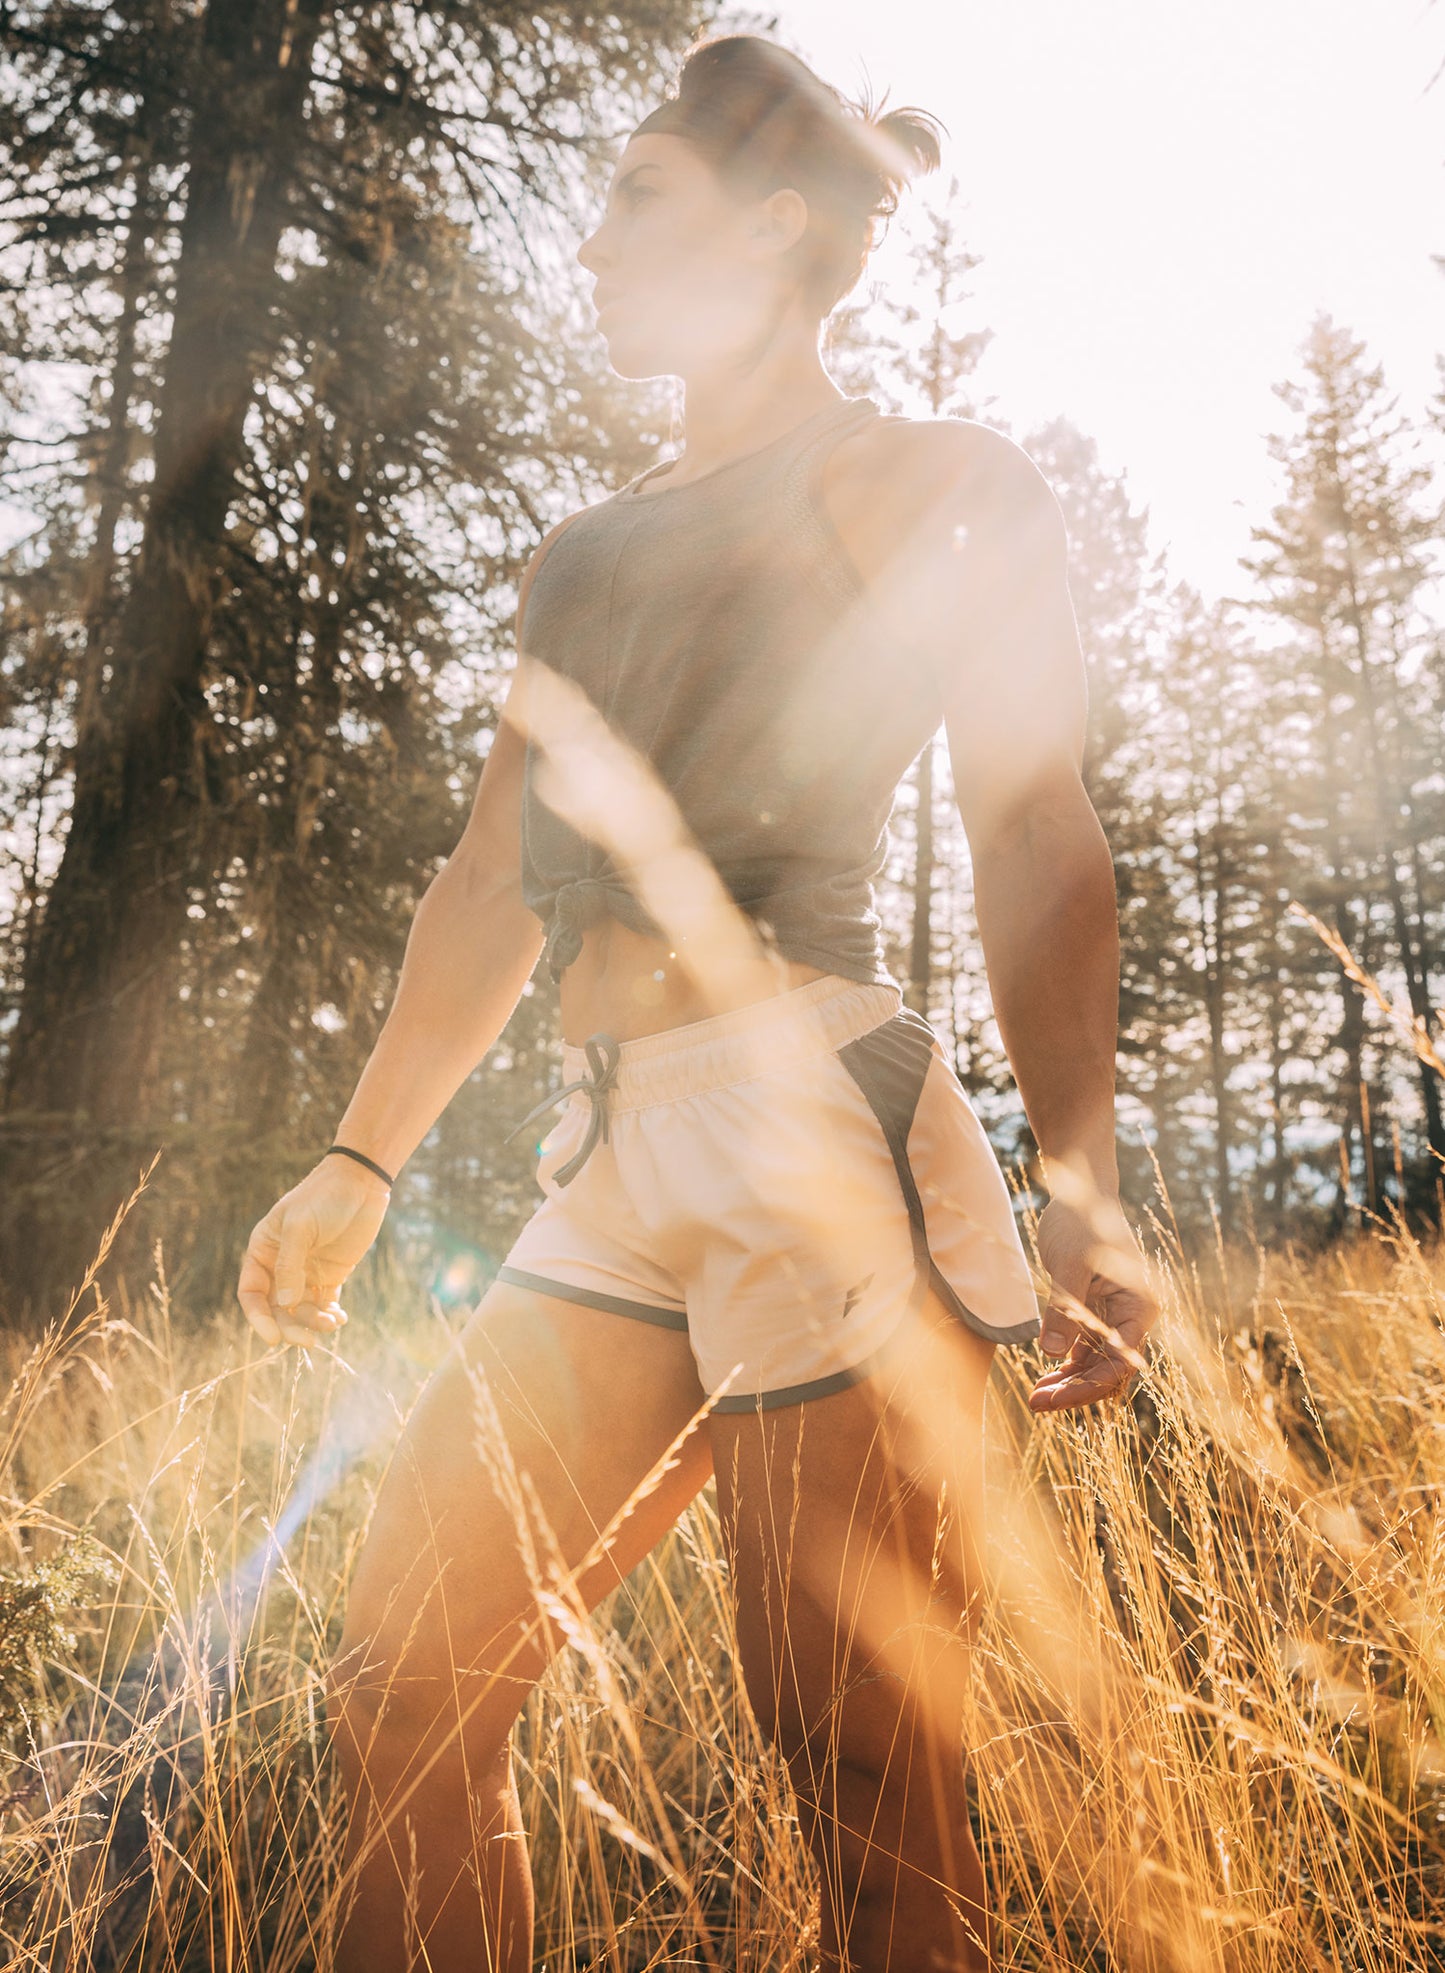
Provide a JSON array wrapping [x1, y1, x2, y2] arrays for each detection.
[[237, 1156, 393, 1348]]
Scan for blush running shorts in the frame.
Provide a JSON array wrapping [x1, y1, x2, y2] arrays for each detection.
[[496, 973, 1042, 1412]]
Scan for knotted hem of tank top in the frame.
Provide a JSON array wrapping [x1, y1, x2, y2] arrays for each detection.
[[743, 857, 889, 925], [739, 868, 887, 968], [541, 862, 888, 983], [542, 876, 657, 981]]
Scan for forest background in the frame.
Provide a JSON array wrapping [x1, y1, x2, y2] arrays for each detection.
[[1, 0, 1444, 1330]]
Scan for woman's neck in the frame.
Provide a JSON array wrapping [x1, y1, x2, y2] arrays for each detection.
[[672, 354, 843, 481]]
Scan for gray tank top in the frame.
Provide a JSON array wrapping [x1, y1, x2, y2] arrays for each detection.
[[518, 395, 941, 985]]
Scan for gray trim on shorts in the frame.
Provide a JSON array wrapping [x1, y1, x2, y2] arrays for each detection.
[[495, 1265, 689, 1331], [498, 1008, 1040, 1415], [838, 1012, 1044, 1349], [709, 1333, 909, 1412], [499, 1265, 901, 1410]]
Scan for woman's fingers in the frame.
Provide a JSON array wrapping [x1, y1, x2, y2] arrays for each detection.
[[269, 1285, 349, 1348], [243, 1303, 283, 1348], [272, 1205, 317, 1313], [251, 1302, 346, 1351], [275, 1309, 344, 1348], [1039, 1274, 1090, 1357], [1028, 1349, 1132, 1411], [1027, 1298, 1151, 1413], [238, 1197, 353, 1351], [237, 1239, 283, 1345]]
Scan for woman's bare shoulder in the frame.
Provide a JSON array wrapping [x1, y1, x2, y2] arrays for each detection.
[[822, 414, 1058, 585]]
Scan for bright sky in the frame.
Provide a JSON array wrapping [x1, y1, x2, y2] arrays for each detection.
[[766, 0, 1444, 598]]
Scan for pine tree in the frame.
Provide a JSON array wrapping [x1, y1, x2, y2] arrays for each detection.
[[1238, 313, 1445, 1227], [0, 0, 713, 1319]]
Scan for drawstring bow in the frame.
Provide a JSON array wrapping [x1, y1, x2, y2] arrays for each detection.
[[504, 1031, 622, 1187]]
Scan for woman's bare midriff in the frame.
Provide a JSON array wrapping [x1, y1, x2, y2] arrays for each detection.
[[558, 916, 827, 1046]]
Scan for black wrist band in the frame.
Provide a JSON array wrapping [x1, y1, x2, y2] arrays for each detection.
[[326, 1143, 396, 1188]]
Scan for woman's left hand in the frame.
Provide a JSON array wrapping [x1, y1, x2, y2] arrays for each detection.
[[1028, 1189, 1158, 1413]]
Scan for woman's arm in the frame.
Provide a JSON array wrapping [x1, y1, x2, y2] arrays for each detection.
[[823, 418, 1115, 1176], [335, 512, 586, 1170], [821, 418, 1155, 1407], [238, 526, 567, 1346], [238, 691, 542, 1347], [919, 431, 1120, 1203], [827, 417, 1117, 1190], [330, 707, 544, 1177]]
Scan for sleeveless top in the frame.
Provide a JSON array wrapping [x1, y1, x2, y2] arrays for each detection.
[[517, 395, 943, 985]]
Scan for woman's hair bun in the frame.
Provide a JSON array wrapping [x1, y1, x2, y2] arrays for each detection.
[[855, 100, 946, 223], [648, 33, 946, 314]]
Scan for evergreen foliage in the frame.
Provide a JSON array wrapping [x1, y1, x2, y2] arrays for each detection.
[[0, 16, 1441, 1327], [0, 0, 712, 1319]]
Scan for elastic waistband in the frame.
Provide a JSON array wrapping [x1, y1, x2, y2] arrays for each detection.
[[561, 973, 903, 1112]]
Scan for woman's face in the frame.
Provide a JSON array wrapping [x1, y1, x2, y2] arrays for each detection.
[[576, 133, 808, 380]]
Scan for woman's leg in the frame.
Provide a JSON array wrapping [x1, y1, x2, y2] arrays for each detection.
[[709, 1284, 998, 1973], [329, 1279, 711, 1973]]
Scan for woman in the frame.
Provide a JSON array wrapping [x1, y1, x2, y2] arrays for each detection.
[[238, 32, 1157, 1972]]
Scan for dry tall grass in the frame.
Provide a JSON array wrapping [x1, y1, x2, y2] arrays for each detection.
[[2, 1163, 1442, 1970]]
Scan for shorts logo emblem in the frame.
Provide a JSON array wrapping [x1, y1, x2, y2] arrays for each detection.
[[842, 1274, 875, 1319]]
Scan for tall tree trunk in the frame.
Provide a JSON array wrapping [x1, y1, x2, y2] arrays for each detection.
[[1195, 813, 1234, 1240], [1332, 893, 1371, 1222], [1403, 814, 1444, 1205], [0, 0, 329, 1318], [1266, 952, 1289, 1235], [1308, 626, 1371, 1221], [76, 160, 157, 746], [1184, 636, 1236, 1241]]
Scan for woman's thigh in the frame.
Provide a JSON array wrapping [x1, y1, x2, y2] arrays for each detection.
[[336, 1278, 712, 1738], [708, 1283, 996, 1767]]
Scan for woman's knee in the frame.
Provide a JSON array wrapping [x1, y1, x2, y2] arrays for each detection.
[[754, 1633, 974, 1805], [773, 1687, 973, 1897], [329, 1532, 539, 1773], [328, 1616, 531, 1786]]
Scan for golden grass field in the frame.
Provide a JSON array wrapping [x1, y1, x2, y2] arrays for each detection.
[[2, 1162, 1443, 1971]]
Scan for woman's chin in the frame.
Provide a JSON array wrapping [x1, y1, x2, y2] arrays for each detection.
[[604, 336, 682, 383], [602, 307, 769, 382]]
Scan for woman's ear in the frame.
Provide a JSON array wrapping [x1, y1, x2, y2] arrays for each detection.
[[751, 185, 810, 257]]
